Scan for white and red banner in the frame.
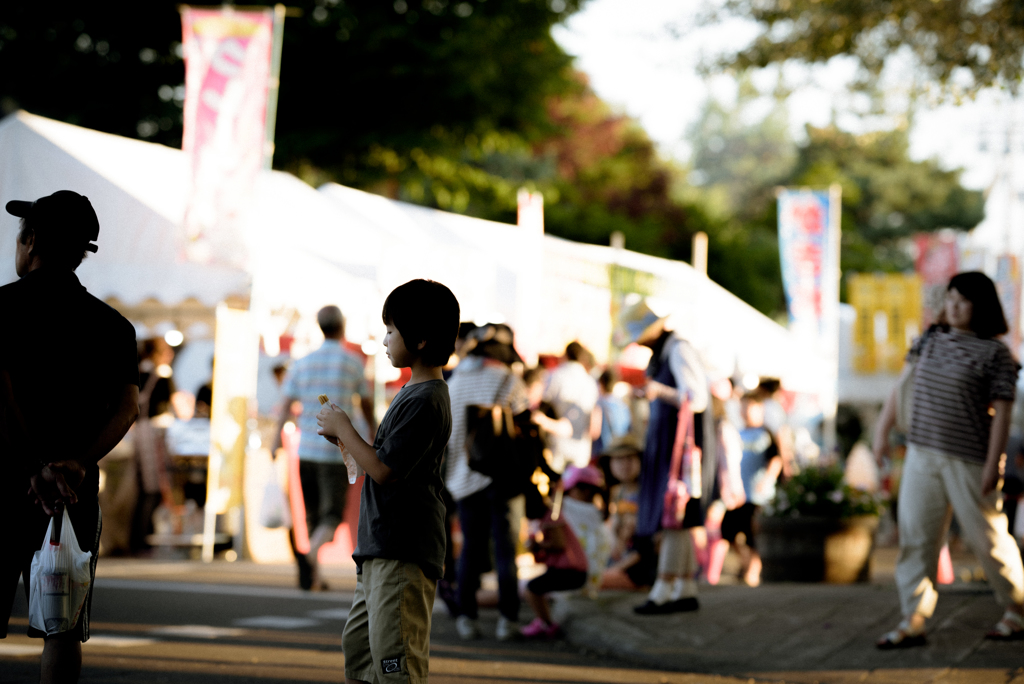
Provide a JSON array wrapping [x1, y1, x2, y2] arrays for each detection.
[[914, 232, 959, 327], [778, 186, 841, 453], [180, 6, 273, 266], [778, 189, 834, 341]]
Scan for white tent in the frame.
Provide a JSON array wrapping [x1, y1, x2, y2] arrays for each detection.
[[0, 111, 249, 306], [319, 182, 820, 392], [0, 112, 382, 344], [0, 111, 819, 393]]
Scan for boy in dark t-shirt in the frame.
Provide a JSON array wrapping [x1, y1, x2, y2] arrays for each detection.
[[317, 279, 459, 684]]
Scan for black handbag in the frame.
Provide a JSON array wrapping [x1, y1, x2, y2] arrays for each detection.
[[465, 372, 532, 498]]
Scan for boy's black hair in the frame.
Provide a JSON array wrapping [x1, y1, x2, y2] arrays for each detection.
[[948, 271, 1009, 339], [382, 279, 460, 367]]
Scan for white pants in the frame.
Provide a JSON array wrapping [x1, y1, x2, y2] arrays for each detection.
[[896, 443, 1024, 618], [658, 528, 698, 577]]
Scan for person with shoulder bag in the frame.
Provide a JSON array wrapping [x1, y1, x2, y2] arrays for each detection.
[[444, 324, 531, 641]]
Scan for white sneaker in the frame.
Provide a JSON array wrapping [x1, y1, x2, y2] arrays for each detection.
[[495, 615, 518, 641], [455, 615, 480, 640]]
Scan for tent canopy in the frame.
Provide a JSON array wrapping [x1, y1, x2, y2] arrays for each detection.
[[0, 111, 249, 306], [319, 182, 820, 391], [0, 112, 379, 323], [0, 112, 818, 391]]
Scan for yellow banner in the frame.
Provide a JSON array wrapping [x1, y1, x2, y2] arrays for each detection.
[[206, 305, 259, 514], [849, 273, 922, 374]]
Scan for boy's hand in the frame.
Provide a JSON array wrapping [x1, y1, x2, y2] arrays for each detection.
[[317, 403, 351, 447]]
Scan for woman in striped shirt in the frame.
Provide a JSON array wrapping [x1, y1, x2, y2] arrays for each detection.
[[874, 272, 1024, 648]]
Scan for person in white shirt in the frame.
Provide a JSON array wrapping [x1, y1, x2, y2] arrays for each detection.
[[535, 342, 599, 472]]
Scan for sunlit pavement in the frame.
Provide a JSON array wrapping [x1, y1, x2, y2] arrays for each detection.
[[0, 557, 1021, 684]]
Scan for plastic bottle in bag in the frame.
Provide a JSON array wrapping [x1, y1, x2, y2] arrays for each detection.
[[41, 517, 70, 633], [41, 569, 70, 633]]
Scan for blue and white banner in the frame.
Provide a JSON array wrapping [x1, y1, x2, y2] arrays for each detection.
[[778, 189, 833, 341]]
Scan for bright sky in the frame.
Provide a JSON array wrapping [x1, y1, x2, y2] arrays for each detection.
[[552, 0, 1024, 253], [552, 0, 1024, 254]]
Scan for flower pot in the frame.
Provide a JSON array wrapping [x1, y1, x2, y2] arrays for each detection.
[[824, 515, 879, 584], [756, 514, 879, 583], [756, 515, 834, 582]]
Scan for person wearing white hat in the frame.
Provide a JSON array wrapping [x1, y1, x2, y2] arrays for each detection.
[[620, 301, 710, 615]]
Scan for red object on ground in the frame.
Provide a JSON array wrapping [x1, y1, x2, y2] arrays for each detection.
[[283, 425, 362, 564], [283, 428, 309, 555], [937, 544, 955, 585], [316, 479, 361, 564]]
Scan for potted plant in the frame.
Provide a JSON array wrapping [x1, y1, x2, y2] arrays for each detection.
[[757, 466, 885, 583]]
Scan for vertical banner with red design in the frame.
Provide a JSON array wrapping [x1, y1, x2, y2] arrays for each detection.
[[913, 233, 959, 327], [180, 6, 274, 267], [778, 189, 832, 340], [778, 186, 841, 455]]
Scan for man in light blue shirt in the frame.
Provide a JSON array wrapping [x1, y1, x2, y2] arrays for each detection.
[[274, 305, 374, 590]]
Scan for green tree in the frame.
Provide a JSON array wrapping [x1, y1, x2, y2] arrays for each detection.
[[688, 77, 797, 222], [791, 124, 984, 278], [715, 0, 1024, 94], [0, 0, 583, 172], [684, 86, 984, 315]]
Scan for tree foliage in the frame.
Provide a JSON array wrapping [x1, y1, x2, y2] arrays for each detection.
[[0, 0, 582, 167], [716, 0, 1024, 94], [791, 124, 985, 276], [687, 88, 984, 312], [0, 1, 987, 320]]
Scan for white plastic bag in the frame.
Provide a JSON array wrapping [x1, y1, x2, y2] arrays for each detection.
[[1014, 496, 1024, 545], [259, 468, 292, 529], [29, 508, 92, 635]]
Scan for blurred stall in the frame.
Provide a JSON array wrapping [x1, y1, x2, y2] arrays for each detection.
[[0, 111, 820, 566]]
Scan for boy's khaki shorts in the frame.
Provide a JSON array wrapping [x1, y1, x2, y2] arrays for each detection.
[[343, 559, 436, 684]]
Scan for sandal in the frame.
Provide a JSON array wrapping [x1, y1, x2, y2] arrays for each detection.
[[984, 610, 1024, 641], [876, 620, 926, 650]]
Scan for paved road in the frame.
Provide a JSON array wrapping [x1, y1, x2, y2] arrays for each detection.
[[3, 559, 1022, 683], [1, 577, 748, 684]]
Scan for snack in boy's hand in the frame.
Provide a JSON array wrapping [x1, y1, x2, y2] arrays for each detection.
[[318, 394, 363, 484]]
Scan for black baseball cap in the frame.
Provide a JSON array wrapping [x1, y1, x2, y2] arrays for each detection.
[[6, 190, 100, 253]]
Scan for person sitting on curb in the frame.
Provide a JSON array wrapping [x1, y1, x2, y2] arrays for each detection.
[[522, 465, 610, 640]]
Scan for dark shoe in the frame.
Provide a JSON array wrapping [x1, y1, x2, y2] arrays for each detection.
[[633, 600, 671, 615], [666, 597, 699, 612]]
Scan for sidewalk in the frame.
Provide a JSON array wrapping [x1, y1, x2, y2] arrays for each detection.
[[553, 548, 1024, 682]]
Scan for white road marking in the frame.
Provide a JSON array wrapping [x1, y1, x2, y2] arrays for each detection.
[[151, 625, 247, 639], [85, 635, 160, 648], [94, 578, 352, 603], [306, 608, 350, 620], [232, 616, 321, 629]]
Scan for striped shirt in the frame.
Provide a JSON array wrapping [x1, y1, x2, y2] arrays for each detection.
[[445, 358, 529, 501], [907, 328, 1020, 464], [282, 341, 371, 463]]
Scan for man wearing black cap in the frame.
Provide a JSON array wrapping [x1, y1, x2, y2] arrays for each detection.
[[0, 191, 140, 684]]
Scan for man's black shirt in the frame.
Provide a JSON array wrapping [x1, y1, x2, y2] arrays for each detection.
[[0, 268, 139, 492]]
